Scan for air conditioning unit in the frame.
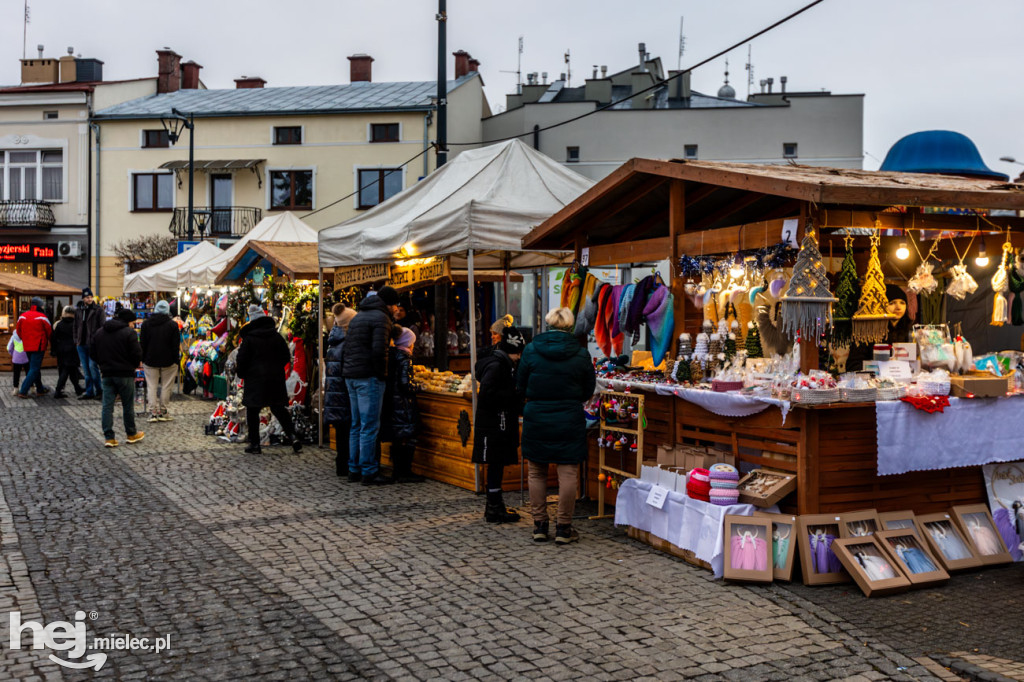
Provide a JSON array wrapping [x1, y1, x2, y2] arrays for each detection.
[[58, 241, 83, 259]]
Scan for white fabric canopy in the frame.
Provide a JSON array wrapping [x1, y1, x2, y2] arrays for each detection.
[[122, 240, 225, 293], [317, 139, 594, 269], [182, 211, 319, 286]]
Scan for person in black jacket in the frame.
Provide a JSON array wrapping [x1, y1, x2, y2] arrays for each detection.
[[381, 326, 423, 483], [324, 302, 352, 477], [140, 300, 182, 423], [74, 287, 105, 400], [473, 324, 525, 523], [235, 304, 301, 455], [343, 286, 399, 485], [90, 309, 145, 448], [51, 306, 84, 399]]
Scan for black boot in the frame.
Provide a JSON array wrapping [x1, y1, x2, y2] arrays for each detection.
[[391, 442, 425, 483], [484, 491, 520, 524]]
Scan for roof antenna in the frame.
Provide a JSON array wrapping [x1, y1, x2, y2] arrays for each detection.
[[745, 44, 754, 99], [564, 49, 571, 87], [499, 36, 524, 94], [22, 0, 30, 59], [677, 16, 686, 70]]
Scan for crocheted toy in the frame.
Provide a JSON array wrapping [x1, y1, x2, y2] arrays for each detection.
[[745, 321, 762, 358], [689, 358, 704, 383], [852, 233, 894, 344], [780, 230, 837, 342], [674, 357, 691, 383], [724, 333, 737, 361], [677, 333, 692, 359]]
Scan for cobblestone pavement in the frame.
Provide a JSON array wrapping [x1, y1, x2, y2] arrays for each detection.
[[0, 371, 1019, 681]]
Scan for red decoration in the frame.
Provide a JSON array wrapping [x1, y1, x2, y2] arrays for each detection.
[[900, 395, 951, 413]]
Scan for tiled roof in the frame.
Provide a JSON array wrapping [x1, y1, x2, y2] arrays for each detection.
[[94, 74, 477, 119]]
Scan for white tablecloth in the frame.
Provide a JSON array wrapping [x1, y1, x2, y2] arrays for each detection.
[[594, 379, 790, 423], [613, 478, 771, 578], [876, 396, 1024, 475]]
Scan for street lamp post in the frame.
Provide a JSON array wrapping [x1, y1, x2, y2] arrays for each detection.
[[160, 109, 196, 240]]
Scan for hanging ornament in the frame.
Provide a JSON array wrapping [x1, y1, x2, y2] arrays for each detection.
[[779, 227, 837, 341], [991, 239, 1013, 326], [745, 321, 763, 358], [852, 232, 894, 344], [831, 235, 859, 344], [945, 264, 978, 301]]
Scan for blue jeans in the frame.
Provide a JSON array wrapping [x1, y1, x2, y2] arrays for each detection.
[[78, 345, 101, 396], [101, 376, 138, 440], [346, 377, 386, 476], [19, 351, 45, 395]]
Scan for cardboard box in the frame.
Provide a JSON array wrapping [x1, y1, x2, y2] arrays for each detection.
[[722, 515, 774, 584], [832, 537, 911, 597], [839, 509, 882, 539], [877, 510, 923, 540], [917, 512, 983, 571], [737, 468, 798, 508], [949, 375, 1011, 398], [875, 530, 949, 587], [656, 446, 676, 467], [753, 511, 798, 582], [951, 504, 1013, 566], [795, 514, 850, 586]]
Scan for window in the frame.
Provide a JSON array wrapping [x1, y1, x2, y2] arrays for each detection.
[[357, 168, 402, 209], [132, 173, 173, 211], [370, 123, 400, 143], [142, 130, 170, 148], [684, 144, 698, 159], [270, 170, 313, 210], [43, 111, 58, 120], [1, 149, 63, 201], [566, 146, 580, 163], [273, 126, 302, 145], [783, 142, 798, 158]]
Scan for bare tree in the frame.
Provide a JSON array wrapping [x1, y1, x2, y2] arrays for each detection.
[[110, 235, 178, 270]]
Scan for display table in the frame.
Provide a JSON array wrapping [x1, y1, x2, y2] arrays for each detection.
[[613, 478, 767, 578]]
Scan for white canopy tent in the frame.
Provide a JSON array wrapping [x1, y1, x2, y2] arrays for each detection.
[[182, 211, 319, 286], [317, 139, 594, 483], [122, 240, 225, 293]]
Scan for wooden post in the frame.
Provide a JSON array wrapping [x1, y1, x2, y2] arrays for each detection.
[[317, 266, 325, 448], [669, 180, 687, 361], [467, 249, 481, 493]]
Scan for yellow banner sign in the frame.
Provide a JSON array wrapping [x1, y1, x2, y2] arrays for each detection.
[[390, 257, 451, 290], [333, 263, 390, 290]]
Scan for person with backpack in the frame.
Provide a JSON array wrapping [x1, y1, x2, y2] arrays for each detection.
[[6, 330, 29, 395], [51, 306, 85, 399], [140, 300, 182, 422], [381, 326, 423, 483]]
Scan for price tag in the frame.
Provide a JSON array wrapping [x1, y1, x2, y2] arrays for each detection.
[[782, 219, 799, 248], [580, 247, 590, 266], [646, 484, 669, 509], [878, 360, 912, 381]]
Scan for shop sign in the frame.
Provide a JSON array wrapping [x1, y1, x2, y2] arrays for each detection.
[[333, 263, 390, 290], [389, 257, 451, 290], [0, 243, 56, 263]]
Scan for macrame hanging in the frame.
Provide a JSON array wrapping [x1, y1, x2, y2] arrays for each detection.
[[945, 234, 978, 301], [779, 227, 837, 342], [831, 235, 860, 343], [991, 238, 1013, 326], [852, 232, 894, 344]]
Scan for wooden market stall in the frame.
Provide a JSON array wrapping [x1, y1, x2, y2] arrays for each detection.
[[215, 241, 331, 285], [0, 272, 80, 371], [523, 158, 1024, 515]]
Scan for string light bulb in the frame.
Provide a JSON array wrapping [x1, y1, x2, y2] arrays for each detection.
[[976, 237, 989, 267], [729, 254, 744, 278], [896, 241, 910, 260]]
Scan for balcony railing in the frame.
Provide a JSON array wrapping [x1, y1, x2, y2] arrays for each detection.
[[168, 206, 261, 240], [0, 200, 56, 229]]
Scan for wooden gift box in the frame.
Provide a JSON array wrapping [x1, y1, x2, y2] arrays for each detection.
[[951, 504, 1013, 566], [839, 509, 882, 538], [753, 511, 798, 582], [737, 468, 798, 508], [878, 510, 923, 539], [832, 537, 911, 597], [917, 512, 983, 571], [722, 515, 774, 584], [796, 514, 850, 586], [876, 530, 949, 588]]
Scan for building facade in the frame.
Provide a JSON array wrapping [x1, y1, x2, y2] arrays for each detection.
[[480, 48, 863, 181], [92, 51, 488, 296]]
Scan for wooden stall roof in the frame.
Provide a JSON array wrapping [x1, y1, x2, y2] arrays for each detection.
[[216, 241, 330, 283], [523, 158, 1024, 251], [0, 272, 81, 296]]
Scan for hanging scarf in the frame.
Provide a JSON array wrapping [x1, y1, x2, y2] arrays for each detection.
[[617, 283, 636, 338], [625, 275, 656, 343], [1009, 266, 1024, 326], [609, 285, 624, 339], [594, 284, 617, 358], [559, 268, 575, 309], [574, 276, 602, 338], [644, 285, 674, 367]]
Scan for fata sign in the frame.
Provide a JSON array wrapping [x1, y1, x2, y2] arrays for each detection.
[[0, 243, 57, 263]]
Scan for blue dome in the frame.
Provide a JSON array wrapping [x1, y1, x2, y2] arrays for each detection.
[[880, 130, 1008, 181]]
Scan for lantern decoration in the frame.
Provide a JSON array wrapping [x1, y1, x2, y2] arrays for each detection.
[[852, 232, 894, 344], [779, 227, 837, 341]]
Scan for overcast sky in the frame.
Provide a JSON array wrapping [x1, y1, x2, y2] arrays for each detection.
[[3, 0, 1021, 174]]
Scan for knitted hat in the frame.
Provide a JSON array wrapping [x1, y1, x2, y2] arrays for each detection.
[[30, 297, 45, 310], [498, 325, 526, 354], [375, 286, 400, 306], [155, 300, 171, 314], [709, 488, 740, 506], [709, 463, 739, 480], [334, 306, 356, 332], [81, 287, 93, 298], [395, 326, 416, 353], [115, 309, 137, 323], [490, 314, 514, 336], [247, 304, 267, 321]]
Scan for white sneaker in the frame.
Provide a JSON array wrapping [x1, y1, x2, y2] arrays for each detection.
[[148, 415, 161, 423], [158, 414, 173, 422]]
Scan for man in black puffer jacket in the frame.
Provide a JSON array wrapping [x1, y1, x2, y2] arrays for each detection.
[[90, 309, 144, 448], [140, 300, 181, 422], [342, 286, 399, 485]]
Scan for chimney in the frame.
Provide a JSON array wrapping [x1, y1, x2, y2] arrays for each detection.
[[468, 57, 480, 73], [181, 60, 203, 89], [668, 70, 691, 100], [348, 54, 373, 83], [58, 47, 76, 83], [600, 65, 607, 78], [156, 48, 182, 94], [37, 44, 44, 58], [780, 75, 788, 94], [766, 77, 774, 94], [637, 42, 647, 72], [452, 50, 470, 79], [234, 75, 266, 89]]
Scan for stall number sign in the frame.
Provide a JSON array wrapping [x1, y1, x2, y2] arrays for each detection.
[[390, 257, 451, 290], [334, 263, 390, 290], [0, 243, 56, 263]]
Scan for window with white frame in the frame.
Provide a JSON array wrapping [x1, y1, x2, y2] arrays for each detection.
[[1, 149, 63, 201], [357, 168, 402, 209]]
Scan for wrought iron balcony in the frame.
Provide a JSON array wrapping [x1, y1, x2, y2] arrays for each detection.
[[168, 206, 261, 239], [0, 200, 56, 229]]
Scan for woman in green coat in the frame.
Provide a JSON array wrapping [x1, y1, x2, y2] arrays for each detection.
[[517, 307, 596, 545]]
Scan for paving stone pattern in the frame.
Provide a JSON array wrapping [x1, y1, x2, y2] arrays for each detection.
[[0, 371, 1014, 680]]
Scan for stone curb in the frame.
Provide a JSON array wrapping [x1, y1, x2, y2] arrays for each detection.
[[932, 655, 1019, 682]]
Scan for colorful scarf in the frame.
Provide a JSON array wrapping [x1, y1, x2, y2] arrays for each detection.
[[575, 277, 602, 338], [644, 285, 674, 367], [594, 284, 622, 358], [625, 275, 656, 344], [617, 283, 636, 339]]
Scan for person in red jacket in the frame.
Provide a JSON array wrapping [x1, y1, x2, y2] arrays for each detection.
[[16, 297, 52, 398]]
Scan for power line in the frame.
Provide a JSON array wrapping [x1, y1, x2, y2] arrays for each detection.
[[448, 0, 827, 147]]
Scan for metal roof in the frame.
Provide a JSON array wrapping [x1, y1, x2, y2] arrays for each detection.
[[94, 74, 477, 119], [160, 159, 264, 170], [544, 82, 759, 110]]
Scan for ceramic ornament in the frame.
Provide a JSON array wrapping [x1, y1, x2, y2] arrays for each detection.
[[852, 233, 894, 344], [779, 230, 837, 341]]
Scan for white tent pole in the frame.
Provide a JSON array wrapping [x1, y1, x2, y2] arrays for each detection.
[[468, 249, 481, 493], [317, 267, 325, 448]]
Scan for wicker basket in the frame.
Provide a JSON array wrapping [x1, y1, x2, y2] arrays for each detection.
[[919, 380, 950, 396], [875, 386, 905, 401], [791, 387, 840, 404], [841, 387, 877, 403]]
